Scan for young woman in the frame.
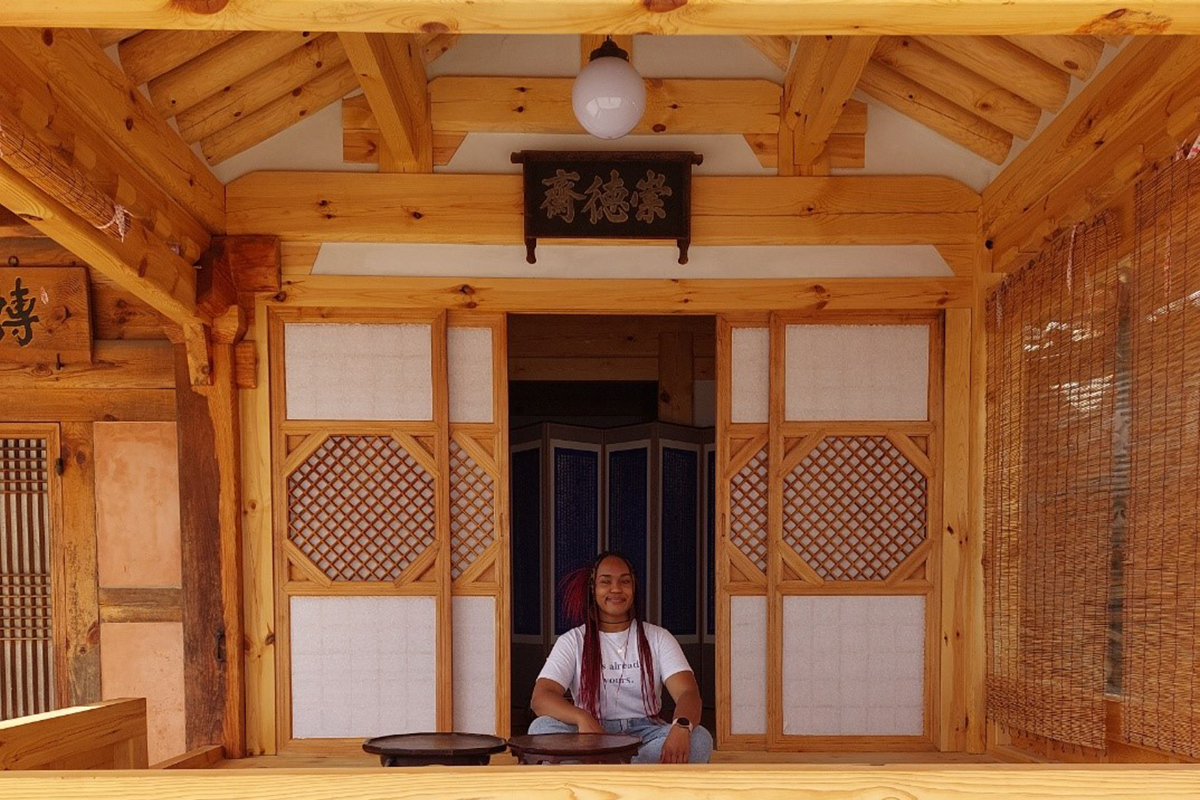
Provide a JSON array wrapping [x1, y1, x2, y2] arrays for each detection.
[[528, 550, 713, 764]]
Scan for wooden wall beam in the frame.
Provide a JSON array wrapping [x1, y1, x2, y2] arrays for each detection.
[[340, 33, 432, 172], [0, 389, 176, 422], [658, 331, 694, 425], [2, 2, 1195, 35], [271, 275, 973, 313], [174, 344, 246, 757], [227, 173, 979, 246], [983, 36, 1200, 270], [0, 341, 176, 390], [5, 764, 1200, 797], [58, 423, 102, 707], [0, 28, 224, 234]]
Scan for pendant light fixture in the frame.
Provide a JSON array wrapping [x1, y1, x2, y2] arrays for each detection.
[[572, 37, 646, 140]]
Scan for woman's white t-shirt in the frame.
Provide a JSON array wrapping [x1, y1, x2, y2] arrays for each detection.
[[537, 620, 692, 721]]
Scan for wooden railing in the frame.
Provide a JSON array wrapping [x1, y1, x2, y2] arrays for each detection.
[[3, 765, 1200, 798], [0, 698, 148, 770]]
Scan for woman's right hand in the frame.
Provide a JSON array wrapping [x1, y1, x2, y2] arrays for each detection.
[[574, 712, 605, 734]]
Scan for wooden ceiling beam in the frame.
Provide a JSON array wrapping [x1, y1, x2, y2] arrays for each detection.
[[5, 2, 1197, 35], [857, 60, 1012, 164], [0, 110, 202, 329], [1004, 35, 1105, 80], [118, 30, 239, 85], [226, 172, 979, 246], [917, 36, 1070, 111], [984, 36, 1200, 269], [148, 31, 315, 119], [0, 28, 225, 236], [420, 32, 461, 64], [177, 33, 348, 145], [340, 32, 432, 172], [782, 36, 878, 168], [872, 36, 1041, 140]]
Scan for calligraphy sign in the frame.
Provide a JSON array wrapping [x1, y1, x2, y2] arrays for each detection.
[[512, 151, 703, 265], [0, 267, 91, 364]]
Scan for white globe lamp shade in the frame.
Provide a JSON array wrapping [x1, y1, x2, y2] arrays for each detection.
[[572, 40, 646, 140]]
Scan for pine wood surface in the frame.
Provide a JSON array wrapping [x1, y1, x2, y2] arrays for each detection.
[[0, 698, 148, 770], [57, 423, 102, 707], [270, 275, 972, 313], [2, 2, 1195, 35], [227, 173, 978, 246], [6, 763, 1200, 798]]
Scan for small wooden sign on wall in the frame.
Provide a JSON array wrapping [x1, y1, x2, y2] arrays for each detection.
[[512, 150, 703, 265], [0, 267, 91, 364]]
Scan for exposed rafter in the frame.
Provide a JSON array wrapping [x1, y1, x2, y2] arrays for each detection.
[[0, 28, 224, 237], [341, 32, 432, 172], [3, 2, 1195, 35]]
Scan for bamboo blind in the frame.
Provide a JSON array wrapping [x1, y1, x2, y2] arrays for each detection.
[[1124, 155, 1200, 759], [0, 437, 53, 721], [985, 215, 1118, 749]]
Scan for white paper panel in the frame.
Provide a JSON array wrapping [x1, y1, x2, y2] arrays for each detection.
[[785, 325, 928, 421], [285, 323, 433, 420], [730, 595, 767, 734], [452, 596, 497, 734], [290, 596, 437, 738], [448, 327, 494, 423], [730, 327, 769, 424], [782, 595, 925, 736]]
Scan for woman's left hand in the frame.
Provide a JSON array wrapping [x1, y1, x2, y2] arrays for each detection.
[[659, 725, 691, 764]]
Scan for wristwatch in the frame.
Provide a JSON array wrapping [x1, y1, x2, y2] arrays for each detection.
[[672, 717, 693, 732]]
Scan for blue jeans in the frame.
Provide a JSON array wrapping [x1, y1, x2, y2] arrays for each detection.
[[527, 715, 713, 764]]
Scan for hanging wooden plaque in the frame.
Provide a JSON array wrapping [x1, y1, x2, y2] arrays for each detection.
[[512, 150, 703, 265], [0, 267, 92, 364]]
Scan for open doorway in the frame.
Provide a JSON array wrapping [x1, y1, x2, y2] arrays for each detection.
[[508, 315, 717, 736]]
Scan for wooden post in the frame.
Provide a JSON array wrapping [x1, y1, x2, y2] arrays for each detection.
[[658, 332, 694, 425], [57, 423, 102, 707], [175, 343, 246, 757]]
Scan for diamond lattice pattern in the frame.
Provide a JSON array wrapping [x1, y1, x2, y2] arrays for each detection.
[[450, 440, 496, 580], [783, 436, 926, 581], [287, 436, 437, 582], [730, 446, 769, 573]]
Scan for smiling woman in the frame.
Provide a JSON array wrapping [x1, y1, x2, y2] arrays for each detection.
[[528, 551, 714, 764]]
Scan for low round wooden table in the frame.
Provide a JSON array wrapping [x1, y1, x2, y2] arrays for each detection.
[[362, 733, 508, 767], [507, 733, 642, 765]]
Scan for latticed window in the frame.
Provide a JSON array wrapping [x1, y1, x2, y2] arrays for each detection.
[[0, 436, 54, 721]]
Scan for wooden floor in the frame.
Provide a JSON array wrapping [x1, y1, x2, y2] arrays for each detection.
[[217, 746, 997, 769]]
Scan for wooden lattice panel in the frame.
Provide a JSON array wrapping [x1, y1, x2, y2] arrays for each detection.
[[0, 437, 53, 721], [450, 440, 495, 580], [729, 446, 769, 573], [782, 436, 926, 581], [287, 435, 436, 582]]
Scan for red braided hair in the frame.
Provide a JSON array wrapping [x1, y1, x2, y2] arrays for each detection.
[[559, 551, 659, 721]]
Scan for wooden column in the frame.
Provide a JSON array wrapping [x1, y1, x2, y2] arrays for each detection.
[[174, 343, 245, 756], [57, 423, 102, 707], [658, 332, 694, 425]]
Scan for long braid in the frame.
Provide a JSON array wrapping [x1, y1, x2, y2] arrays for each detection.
[[560, 550, 660, 721]]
